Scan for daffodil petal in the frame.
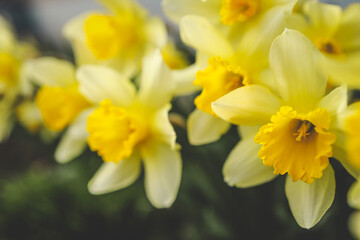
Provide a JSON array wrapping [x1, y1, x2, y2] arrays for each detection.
[[237, 6, 287, 68], [334, 3, 360, 52], [144, 17, 167, 48], [187, 109, 230, 145], [212, 85, 282, 125], [162, 0, 219, 24], [270, 29, 327, 112], [349, 211, 360, 239], [55, 109, 93, 164], [77, 65, 135, 106], [180, 15, 233, 58], [25, 57, 76, 87], [238, 125, 260, 138], [318, 85, 347, 116], [325, 52, 360, 88], [172, 64, 201, 95], [348, 181, 360, 209], [88, 152, 141, 195], [285, 165, 335, 229], [303, 1, 342, 39], [142, 141, 181, 208], [138, 49, 174, 108], [152, 104, 177, 149], [223, 137, 276, 188]]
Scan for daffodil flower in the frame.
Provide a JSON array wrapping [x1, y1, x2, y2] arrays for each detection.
[[288, 1, 360, 88], [25, 57, 94, 163], [178, 6, 291, 145], [63, 0, 166, 78], [0, 16, 37, 141], [212, 29, 356, 228], [348, 181, 360, 239], [74, 50, 181, 208], [163, 0, 295, 28]]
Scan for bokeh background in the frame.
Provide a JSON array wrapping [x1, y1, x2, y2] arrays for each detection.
[[0, 0, 358, 239]]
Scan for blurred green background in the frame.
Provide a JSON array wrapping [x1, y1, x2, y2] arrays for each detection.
[[0, 0, 358, 239]]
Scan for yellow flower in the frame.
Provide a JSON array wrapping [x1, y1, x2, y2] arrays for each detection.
[[178, 5, 292, 145], [25, 57, 93, 164], [288, 1, 360, 88], [77, 50, 181, 208], [0, 15, 37, 142], [163, 0, 296, 27], [212, 29, 352, 228], [63, 0, 166, 78]]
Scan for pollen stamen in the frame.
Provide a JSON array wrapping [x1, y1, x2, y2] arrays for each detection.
[[294, 120, 314, 141]]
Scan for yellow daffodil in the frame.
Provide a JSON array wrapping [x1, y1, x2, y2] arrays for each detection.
[[178, 6, 292, 145], [212, 29, 356, 228], [348, 181, 360, 240], [332, 102, 360, 174], [289, 1, 360, 88], [63, 0, 166, 78], [0, 16, 37, 142], [163, 0, 296, 29], [76, 50, 181, 208], [25, 57, 94, 163]]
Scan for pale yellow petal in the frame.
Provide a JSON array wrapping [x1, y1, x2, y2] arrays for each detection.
[[334, 3, 360, 52], [144, 17, 167, 48], [270, 29, 327, 112], [236, 6, 287, 69], [138, 49, 174, 108], [349, 211, 360, 240], [162, 0, 220, 24], [141, 141, 182, 208], [348, 181, 360, 209], [285, 165, 335, 229], [325, 52, 360, 89], [223, 138, 276, 188], [25, 57, 76, 87], [187, 109, 230, 145], [172, 64, 201, 95], [318, 85, 347, 116], [212, 85, 282, 125], [303, 1, 342, 39], [88, 152, 141, 195], [180, 15, 233, 58], [151, 104, 177, 149], [77, 65, 136, 106], [55, 109, 93, 164]]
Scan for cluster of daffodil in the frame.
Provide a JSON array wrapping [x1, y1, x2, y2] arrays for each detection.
[[163, 0, 360, 229], [0, 15, 52, 142], [2, 0, 360, 231]]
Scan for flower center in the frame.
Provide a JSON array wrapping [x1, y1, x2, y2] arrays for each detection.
[[35, 84, 91, 131], [194, 57, 247, 116], [255, 106, 336, 184], [86, 99, 150, 163], [84, 13, 144, 60], [0, 52, 19, 86], [220, 0, 259, 25], [317, 39, 342, 55], [293, 120, 315, 142]]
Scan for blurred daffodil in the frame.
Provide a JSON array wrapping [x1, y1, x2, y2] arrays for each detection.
[[289, 1, 360, 88], [348, 181, 360, 240], [25, 57, 94, 163], [0, 16, 37, 141], [63, 0, 166, 78], [178, 6, 291, 145], [77, 50, 181, 208], [212, 29, 355, 229], [163, 0, 296, 29]]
